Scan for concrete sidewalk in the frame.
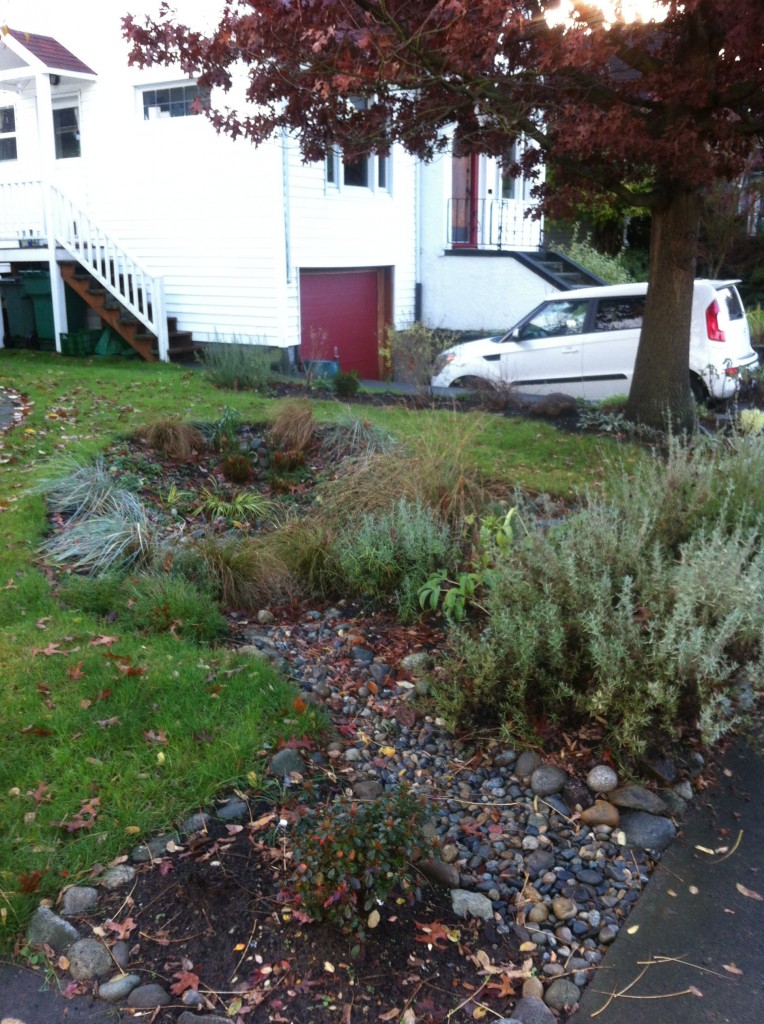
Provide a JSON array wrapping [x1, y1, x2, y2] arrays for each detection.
[[574, 737, 764, 1023]]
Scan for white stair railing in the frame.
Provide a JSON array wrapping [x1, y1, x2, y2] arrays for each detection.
[[49, 185, 169, 361]]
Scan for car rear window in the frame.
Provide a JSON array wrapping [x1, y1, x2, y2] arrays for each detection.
[[716, 286, 744, 321], [594, 297, 645, 331]]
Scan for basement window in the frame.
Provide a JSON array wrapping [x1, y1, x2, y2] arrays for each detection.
[[0, 107, 17, 161]]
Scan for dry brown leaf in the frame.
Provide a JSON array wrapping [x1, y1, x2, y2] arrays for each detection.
[[723, 963, 743, 976], [735, 882, 763, 901]]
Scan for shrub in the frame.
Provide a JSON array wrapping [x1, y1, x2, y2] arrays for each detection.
[[436, 502, 764, 758], [384, 322, 461, 388], [133, 417, 205, 461], [191, 534, 291, 608], [747, 305, 764, 349], [41, 493, 157, 575], [291, 786, 430, 945], [200, 341, 275, 391], [221, 453, 253, 483], [554, 225, 636, 285], [332, 370, 361, 398], [333, 499, 454, 621], [269, 400, 316, 454], [125, 575, 228, 644]]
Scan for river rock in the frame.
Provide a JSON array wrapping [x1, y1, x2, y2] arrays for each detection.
[[26, 907, 79, 951], [515, 751, 543, 779], [67, 938, 113, 980], [400, 652, 434, 675], [100, 864, 136, 889], [509, 995, 557, 1023], [544, 978, 581, 1010], [419, 859, 460, 888], [98, 974, 142, 1001], [352, 779, 384, 800], [451, 889, 494, 921], [530, 765, 568, 797], [580, 801, 620, 827], [268, 748, 304, 777], [61, 886, 98, 916], [619, 811, 676, 852], [609, 785, 668, 815], [127, 982, 172, 1007], [586, 765, 619, 793]]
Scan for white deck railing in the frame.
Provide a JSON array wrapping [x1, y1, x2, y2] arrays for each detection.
[[447, 197, 543, 250], [0, 180, 169, 361]]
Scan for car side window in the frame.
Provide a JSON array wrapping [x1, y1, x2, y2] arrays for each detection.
[[594, 297, 645, 331], [518, 300, 589, 340]]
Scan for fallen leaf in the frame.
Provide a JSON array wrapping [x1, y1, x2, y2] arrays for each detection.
[[627, 924, 640, 934], [105, 917, 136, 941], [324, 961, 335, 973], [32, 642, 69, 657], [736, 882, 763, 901], [723, 963, 743, 975], [90, 635, 119, 647], [292, 696, 307, 714], [19, 725, 54, 737], [144, 728, 168, 745], [368, 908, 380, 929], [170, 970, 200, 996], [35, 616, 51, 630], [51, 797, 100, 833], [18, 870, 44, 893], [67, 661, 85, 680], [96, 716, 120, 729], [378, 1009, 401, 1022]]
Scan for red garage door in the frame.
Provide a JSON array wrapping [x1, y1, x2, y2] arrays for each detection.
[[300, 269, 384, 380]]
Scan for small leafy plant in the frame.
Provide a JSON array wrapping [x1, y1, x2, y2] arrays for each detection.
[[204, 407, 243, 453], [221, 453, 253, 483], [291, 786, 431, 947], [332, 370, 361, 398], [197, 487, 280, 524]]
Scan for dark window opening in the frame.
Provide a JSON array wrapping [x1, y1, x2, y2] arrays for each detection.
[[53, 106, 80, 159]]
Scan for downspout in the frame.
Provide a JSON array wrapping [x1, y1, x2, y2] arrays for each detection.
[[415, 155, 422, 322], [35, 71, 68, 349], [280, 128, 295, 367]]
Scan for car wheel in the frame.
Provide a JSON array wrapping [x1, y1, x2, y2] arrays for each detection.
[[689, 372, 709, 403], [450, 376, 496, 390]]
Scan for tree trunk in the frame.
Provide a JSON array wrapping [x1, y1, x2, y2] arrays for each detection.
[[624, 188, 701, 433]]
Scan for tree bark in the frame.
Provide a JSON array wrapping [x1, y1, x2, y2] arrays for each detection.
[[624, 188, 701, 433]]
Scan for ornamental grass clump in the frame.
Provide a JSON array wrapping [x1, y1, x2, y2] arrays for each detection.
[[199, 340, 275, 391], [269, 399, 316, 454], [133, 416, 205, 461], [41, 492, 157, 575], [291, 786, 430, 947], [36, 456, 130, 522], [190, 534, 291, 608]]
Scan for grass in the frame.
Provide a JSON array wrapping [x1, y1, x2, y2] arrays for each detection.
[[0, 349, 635, 946]]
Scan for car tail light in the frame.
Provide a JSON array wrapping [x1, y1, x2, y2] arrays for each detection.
[[706, 300, 726, 342], [724, 366, 739, 377]]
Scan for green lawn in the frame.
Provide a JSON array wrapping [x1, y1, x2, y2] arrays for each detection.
[[0, 349, 636, 944]]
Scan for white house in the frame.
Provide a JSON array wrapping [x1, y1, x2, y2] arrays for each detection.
[[0, 0, 589, 376]]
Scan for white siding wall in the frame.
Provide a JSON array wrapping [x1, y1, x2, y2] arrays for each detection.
[[418, 150, 550, 332]]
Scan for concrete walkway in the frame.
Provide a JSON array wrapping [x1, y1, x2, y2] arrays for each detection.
[[574, 737, 764, 1024]]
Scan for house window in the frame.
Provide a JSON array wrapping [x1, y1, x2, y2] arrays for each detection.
[[53, 103, 80, 159], [343, 155, 369, 188], [142, 84, 209, 120], [0, 106, 17, 161]]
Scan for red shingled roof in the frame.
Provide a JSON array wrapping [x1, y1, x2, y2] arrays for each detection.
[[6, 29, 95, 76]]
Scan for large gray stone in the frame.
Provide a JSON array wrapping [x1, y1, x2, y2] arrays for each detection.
[[508, 995, 556, 1023], [586, 765, 619, 793], [530, 765, 568, 797], [400, 652, 434, 675], [26, 907, 80, 951], [217, 797, 249, 821], [127, 982, 172, 1007], [61, 886, 99, 917], [544, 978, 581, 1010], [268, 748, 305, 777], [619, 811, 676, 852], [131, 834, 180, 863], [609, 784, 668, 815], [524, 849, 555, 876], [100, 863, 136, 889], [515, 751, 543, 779], [451, 889, 494, 921], [98, 973, 142, 1002], [67, 937, 113, 980]]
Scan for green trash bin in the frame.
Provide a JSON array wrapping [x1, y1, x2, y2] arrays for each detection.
[[20, 270, 54, 346], [1, 278, 36, 344]]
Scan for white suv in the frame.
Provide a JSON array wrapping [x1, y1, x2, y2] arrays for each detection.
[[431, 280, 759, 401]]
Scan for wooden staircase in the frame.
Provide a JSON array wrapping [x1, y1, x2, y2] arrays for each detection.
[[60, 262, 199, 362]]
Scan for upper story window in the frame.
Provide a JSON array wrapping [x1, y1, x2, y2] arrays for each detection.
[[0, 106, 17, 161], [53, 99, 80, 159], [142, 83, 209, 120], [325, 97, 390, 192]]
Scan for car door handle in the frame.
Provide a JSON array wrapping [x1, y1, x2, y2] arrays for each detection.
[[562, 347, 579, 354]]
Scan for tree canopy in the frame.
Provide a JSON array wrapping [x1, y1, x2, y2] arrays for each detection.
[[125, 1, 764, 428]]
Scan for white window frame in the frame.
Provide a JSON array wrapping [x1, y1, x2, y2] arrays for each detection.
[[140, 81, 209, 121], [0, 105, 17, 162], [325, 147, 391, 194], [52, 94, 81, 160]]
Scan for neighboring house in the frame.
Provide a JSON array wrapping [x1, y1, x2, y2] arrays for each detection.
[[0, 1, 595, 375]]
